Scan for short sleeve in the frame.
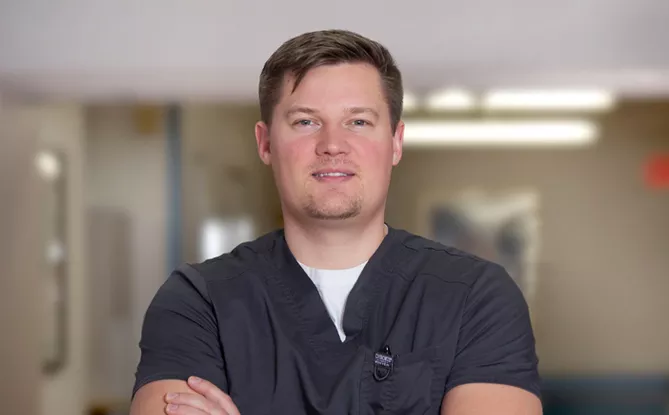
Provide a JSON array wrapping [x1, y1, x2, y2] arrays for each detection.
[[132, 265, 228, 398], [444, 262, 541, 398]]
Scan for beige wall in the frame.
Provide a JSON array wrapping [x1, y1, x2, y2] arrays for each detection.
[[85, 105, 168, 406], [387, 102, 669, 374], [2, 103, 163, 414], [0, 101, 43, 415], [181, 104, 280, 263], [2, 103, 89, 415], [37, 104, 89, 415]]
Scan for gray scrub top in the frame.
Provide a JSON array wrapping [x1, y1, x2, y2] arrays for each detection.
[[133, 226, 540, 414]]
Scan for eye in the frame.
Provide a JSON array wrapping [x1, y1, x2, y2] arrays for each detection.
[[351, 119, 371, 127], [294, 119, 314, 126]]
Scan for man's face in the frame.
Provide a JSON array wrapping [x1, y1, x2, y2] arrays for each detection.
[[255, 63, 404, 222]]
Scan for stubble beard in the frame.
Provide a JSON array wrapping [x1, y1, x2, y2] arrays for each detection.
[[302, 186, 364, 220]]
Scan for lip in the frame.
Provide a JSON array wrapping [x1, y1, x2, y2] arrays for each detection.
[[311, 168, 356, 176]]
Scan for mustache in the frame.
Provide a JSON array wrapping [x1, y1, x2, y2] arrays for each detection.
[[308, 157, 359, 171]]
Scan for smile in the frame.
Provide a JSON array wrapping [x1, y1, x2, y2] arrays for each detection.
[[312, 172, 354, 177]]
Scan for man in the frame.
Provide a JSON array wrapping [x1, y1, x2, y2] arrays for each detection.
[[130, 29, 542, 415]]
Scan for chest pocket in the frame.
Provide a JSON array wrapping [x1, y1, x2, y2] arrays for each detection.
[[358, 346, 448, 415]]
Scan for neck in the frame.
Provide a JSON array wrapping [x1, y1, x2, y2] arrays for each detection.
[[283, 214, 388, 270]]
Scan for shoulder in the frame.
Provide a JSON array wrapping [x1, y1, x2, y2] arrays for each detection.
[[151, 230, 281, 310], [392, 228, 504, 289], [187, 229, 281, 283], [396, 230, 529, 320]]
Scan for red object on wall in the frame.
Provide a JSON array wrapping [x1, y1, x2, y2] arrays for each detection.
[[645, 154, 669, 189]]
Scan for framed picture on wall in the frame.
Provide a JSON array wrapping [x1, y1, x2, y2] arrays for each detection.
[[417, 188, 541, 307]]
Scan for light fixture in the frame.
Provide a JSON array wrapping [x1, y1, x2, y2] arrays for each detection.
[[426, 88, 476, 111], [482, 89, 615, 111], [35, 151, 61, 180], [402, 119, 598, 147]]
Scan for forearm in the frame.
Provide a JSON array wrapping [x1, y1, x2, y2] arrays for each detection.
[[440, 384, 542, 415], [130, 380, 192, 415]]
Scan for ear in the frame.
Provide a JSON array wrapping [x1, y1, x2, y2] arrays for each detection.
[[392, 120, 404, 166], [255, 121, 272, 165]]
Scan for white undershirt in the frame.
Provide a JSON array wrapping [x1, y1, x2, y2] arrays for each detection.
[[298, 261, 366, 341]]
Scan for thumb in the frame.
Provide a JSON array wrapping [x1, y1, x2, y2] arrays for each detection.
[[188, 376, 240, 415]]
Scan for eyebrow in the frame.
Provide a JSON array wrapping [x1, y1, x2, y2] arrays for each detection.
[[284, 106, 380, 119], [284, 106, 318, 118], [345, 106, 380, 119]]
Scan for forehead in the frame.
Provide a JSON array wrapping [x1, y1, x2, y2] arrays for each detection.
[[277, 63, 387, 112]]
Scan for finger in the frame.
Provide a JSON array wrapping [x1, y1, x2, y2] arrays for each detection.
[[164, 403, 216, 415], [188, 377, 240, 415], [165, 392, 227, 415]]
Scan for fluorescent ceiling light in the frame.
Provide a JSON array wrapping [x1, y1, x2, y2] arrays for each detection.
[[426, 88, 476, 111], [403, 119, 598, 147], [482, 89, 615, 111]]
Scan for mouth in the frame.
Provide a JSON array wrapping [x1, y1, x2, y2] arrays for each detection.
[[312, 172, 355, 178], [311, 170, 356, 181]]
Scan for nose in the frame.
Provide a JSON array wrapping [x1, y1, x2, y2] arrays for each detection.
[[315, 126, 350, 157]]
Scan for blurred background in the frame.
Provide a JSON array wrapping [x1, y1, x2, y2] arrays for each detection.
[[1, 1, 669, 414]]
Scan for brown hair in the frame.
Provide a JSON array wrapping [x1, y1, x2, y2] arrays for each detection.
[[258, 29, 404, 133]]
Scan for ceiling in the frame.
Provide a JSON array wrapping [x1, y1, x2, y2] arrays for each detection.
[[1, 0, 668, 102]]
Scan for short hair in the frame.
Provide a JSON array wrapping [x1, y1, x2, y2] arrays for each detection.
[[258, 29, 404, 133]]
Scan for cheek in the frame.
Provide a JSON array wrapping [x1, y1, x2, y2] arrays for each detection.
[[358, 141, 394, 177], [275, 140, 313, 180]]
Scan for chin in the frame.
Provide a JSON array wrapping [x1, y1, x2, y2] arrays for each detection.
[[304, 201, 362, 221], [308, 210, 360, 221]]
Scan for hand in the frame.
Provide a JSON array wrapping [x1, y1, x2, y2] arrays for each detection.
[[164, 376, 240, 415]]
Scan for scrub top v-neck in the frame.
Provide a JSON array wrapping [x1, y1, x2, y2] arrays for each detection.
[[299, 260, 366, 342], [270, 224, 396, 355], [133, 226, 541, 414]]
